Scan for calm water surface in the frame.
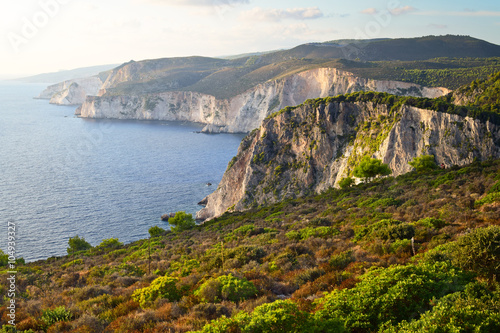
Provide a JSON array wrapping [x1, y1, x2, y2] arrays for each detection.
[[0, 82, 244, 261]]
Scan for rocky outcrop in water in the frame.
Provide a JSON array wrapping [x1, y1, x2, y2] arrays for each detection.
[[77, 68, 449, 133], [196, 100, 500, 221]]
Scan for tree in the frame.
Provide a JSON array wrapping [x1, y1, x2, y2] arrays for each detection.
[[339, 177, 354, 189], [148, 225, 166, 237], [168, 211, 196, 233], [67, 235, 92, 254], [409, 155, 438, 172], [97, 238, 123, 250], [353, 157, 391, 183]]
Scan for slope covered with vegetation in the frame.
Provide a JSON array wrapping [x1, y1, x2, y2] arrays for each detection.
[[268, 70, 500, 125], [102, 36, 500, 100], [1, 157, 500, 332]]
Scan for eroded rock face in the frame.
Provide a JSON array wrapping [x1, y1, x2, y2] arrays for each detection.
[[36, 76, 103, 105], [196, 101, 500, 221], [77, 68, 450, 133]]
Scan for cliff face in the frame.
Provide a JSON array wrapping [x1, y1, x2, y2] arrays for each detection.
[[36, 76, 103, 105], [78, 68, 449, 133], [196, 101, 500, 221]]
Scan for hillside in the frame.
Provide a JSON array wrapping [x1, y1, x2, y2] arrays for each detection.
[[87, 36, 500, 100], [452, 71, 500, 112], [197, 72, 500, 221], [1, 159, 499, 332], [39, 36, 500, 103]]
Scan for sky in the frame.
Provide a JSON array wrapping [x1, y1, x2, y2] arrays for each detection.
[[1, 0, 500, 78]]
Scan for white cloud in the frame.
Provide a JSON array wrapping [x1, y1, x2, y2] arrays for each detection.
[[242, 7, 324, 22], [390, 6, 417, 16], [141, 0, 249, 6], [416, 10, 500, 17], [361, 8, 378, 15]]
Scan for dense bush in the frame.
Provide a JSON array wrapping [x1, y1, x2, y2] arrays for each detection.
[[452, 225, 500, 281], [196, 300, 345, 333], [354, 219, 413, 241], [339, 177, 354, 189], [148, 225, 166, 237], [195, 274, 258, 303], [353, 157, 391, 182], [169, 211, 196, 232], [41, 306, 72, 327], [67, 235, 92, 254], [315, 262, 473, 332], [409, 155, 438, 172], [132, 276, 181, 308], [381, 282, 500, 332]]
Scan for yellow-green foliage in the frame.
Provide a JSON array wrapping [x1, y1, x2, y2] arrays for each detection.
[[286, 227, 339, 241], [61, 259, 84, 269], [194, 274, 257, 303], [475, 192, 500, 207], [132, 275, 180, 308], [315, 262, 473, 332], [452, 225, 500, 280]]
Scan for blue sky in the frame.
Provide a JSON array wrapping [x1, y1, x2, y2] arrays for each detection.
[[1, 0, 499, 78]]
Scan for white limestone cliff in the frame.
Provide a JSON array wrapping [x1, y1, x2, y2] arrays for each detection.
[[77, 68, 450, 133], [196, 100, 500, 221], [36, 76, 103, 105]]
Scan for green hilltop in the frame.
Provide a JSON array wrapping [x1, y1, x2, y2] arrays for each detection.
[[102, 35, 500, 100]]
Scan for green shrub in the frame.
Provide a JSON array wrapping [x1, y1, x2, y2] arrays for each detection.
[[97, 238, 123, 250], [41, 306, 72, 327], [169, 211, 196, 232], [452, 225, 500, 280], [409, 155, 438, 172], [132, 275, 180, 308], [286, 227, 339, 241], [488, 180, 500, 193], [148, 225, 165, 237], [244, 300, 311, 333], [67, 235, 92, 254], [195, 274, 257, 303], [61, 259, 84, 269], [339, 177, 354, 189], [475, 192, 500, 207], [353, 157, 391, 182], [381, 282, 500, 332], [354, 219, 412, 241], [315, 261, 473, 332], [196, 300, 345, 333], [377, 223, 415, 240], [329, 250, 355, 270], [415, 217, 446, 229], [367, 197, 400, 208]]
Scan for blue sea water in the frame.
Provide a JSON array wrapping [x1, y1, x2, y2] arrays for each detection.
[[0, 82, 245, 262]]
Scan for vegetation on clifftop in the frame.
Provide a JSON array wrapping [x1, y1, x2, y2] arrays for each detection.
[[267, 70, 500, 126], [1, 158, 500, 332]]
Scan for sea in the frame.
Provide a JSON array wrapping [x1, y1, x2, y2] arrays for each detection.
[[0, 82, 245, 262]]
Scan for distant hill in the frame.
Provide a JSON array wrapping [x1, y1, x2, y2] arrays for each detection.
[[218, 49, 287, 60], [13, 64, 119, 84], [98, 35, 500, 99]]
